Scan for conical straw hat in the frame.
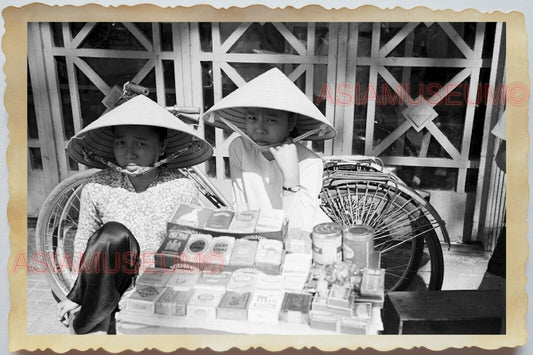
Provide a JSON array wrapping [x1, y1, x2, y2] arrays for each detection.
[[202, 68, 336, 141], [67, 95, 213, 169]]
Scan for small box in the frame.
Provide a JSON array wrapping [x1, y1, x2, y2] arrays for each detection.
[[206, 236, 235, 269], [352, 302, 372, 321], [155, 230, 192, 268], [339, 318, 369, 334], [279, 292, 312, 324], [284, 228, 312, 254], [254, 238, 283, 275], [180, 234, 213, 268], [136, 268, 173, 288], [227, 271, 259, 293], [311, 293, 330, 313], [195, 271, 232, 291], [228, 210, 259, 233], [125, 286, 166, 314], [256, 273, 284, 291], [166, 269, 201, 291], [169, 204, 213, 229], [155, 288, 193, 316], [205, 210, 235, 230], [187, 289, 225, 319], [360, 268, 385, 299], [216, 291, 251, 320], [309, 311, 339, 331], [328, 284, 354, 309], [228, 239, 258, 270], [255, 209, 287, 233], [248, 290, 284, 323]]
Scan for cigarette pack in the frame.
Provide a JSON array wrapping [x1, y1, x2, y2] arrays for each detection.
[[180, 233, 213, 268], [195, 271, 232, 291], [169, 204, 213, 229], [125, 286, 165, 314], [154, 229, 192, 268], [204, 210, 235, 230], [216, 291, 251, 320], [256, 273, 284, 291], [327, 284, 354, 309], [155, 288, 193, 316], [187, 289, 225, 319], [228, 239, 258, 270], [207, 236, 235, 269], [284, 228, 312, 254], [255, 209, 287, 233], [165, 269, 201, 291], [254, 238, 283, 275], [351, 302, 372, 321], [227, 270, 259, 293], [311, 293, 330, 313], [248, 290, 284, 323], [228, 210, 259, 234], [360, 268, 385, 299], [279, 292, 312, 324], [339, 318, 369, 334], [282, 253, 312, 291], [136, 268, 173, 288], [309, 311, 339, 331]]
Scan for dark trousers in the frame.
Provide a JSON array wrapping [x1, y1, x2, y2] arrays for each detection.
[[67, 222, 140, 334]]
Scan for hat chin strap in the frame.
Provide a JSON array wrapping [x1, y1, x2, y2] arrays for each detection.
[[81, 142, 198, 176], [218, 116, 327, 152]]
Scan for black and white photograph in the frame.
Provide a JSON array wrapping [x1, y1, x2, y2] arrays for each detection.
[[4, 3, 529, 352]]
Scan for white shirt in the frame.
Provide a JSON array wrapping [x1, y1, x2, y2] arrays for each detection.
[[228, 136, 330, 232]]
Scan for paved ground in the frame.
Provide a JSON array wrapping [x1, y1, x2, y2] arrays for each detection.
[[26, 225, 493, 335]]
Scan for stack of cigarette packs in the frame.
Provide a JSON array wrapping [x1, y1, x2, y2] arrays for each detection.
[[167, 204, 288, 240]]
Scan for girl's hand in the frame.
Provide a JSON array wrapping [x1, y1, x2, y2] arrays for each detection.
[[269, 143, 300, 188], [56, 299, 81, 327]]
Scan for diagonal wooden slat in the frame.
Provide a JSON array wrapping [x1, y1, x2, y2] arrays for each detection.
[[425, 121, 461, 160], [123, 22, 153, 52], [72, 57, 110, 94], [287, 63, 307, 82], [70, 22, 96, 49], [439, 23, 475, 59], [371, 121, 412, 156], [271, 22, 307, 55], [379, 22, 419, 57], [220, 62, 247, 87], [220, 22, 252, 53], [377, 65, 414, 107], [130, 58, 156, 87], [426, 67, 471, 107]]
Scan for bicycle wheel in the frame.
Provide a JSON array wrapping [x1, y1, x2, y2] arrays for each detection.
[[35, 169, 99, 301], [320, 169, 447, 292]]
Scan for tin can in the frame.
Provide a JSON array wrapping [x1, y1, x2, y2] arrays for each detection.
[[312, 223, 343, 266], [343, 224, 375, 268]]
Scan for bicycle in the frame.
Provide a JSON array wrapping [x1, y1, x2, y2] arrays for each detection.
[[34, 83, 449, 301]]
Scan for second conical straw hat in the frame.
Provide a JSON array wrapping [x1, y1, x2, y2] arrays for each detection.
[[203, 68, 336, 141]]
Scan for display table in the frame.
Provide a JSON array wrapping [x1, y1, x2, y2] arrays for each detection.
[[116, 306, 383, 335], [382, 290, 505, 334]]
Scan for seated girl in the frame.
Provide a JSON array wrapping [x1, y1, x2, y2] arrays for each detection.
[[203, 68, 336, 232], [56, 94, 212, 334]]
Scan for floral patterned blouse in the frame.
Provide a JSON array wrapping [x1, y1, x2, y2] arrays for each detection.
[[74, 167, 197, 268]]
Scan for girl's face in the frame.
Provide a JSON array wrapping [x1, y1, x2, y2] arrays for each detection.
[[245, 108, 294, 145], [112, 125, 166, 168]]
